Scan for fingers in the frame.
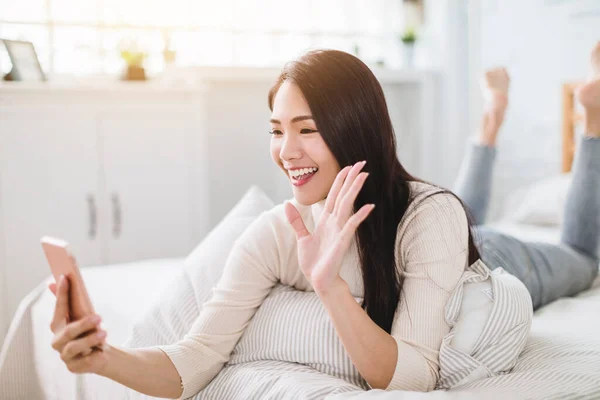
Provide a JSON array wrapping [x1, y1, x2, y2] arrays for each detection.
[[284, 202, 310, 239], [337, 172, 369, 221], [334, 161, 366, 213], [65, 348, 107, 374], [324, 166, 351, 214], [48, 282, 57, 296], [52, 314, 102, 353], [80, 347, 93, 357], [61, 329, 106, 362], [50, 275, 70, 333], [340, 204, 376, 243]]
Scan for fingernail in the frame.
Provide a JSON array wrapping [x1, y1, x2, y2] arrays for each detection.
[[91, 315, 101, 324], [361, 160, 367, 165], [97, 331, 107, 339]]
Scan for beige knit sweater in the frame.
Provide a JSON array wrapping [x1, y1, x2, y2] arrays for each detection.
[[158, 182, 469, 399]]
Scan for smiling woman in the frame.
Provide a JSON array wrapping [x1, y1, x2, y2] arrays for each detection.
[[41, 48, 484, 399], [44, 48, 536, 400], [269, 90, 341, 204]]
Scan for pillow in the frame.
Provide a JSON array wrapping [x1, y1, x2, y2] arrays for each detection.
[[198, 285, 368, 399], [124, 185, 275, 349], [184, 185, 275, 303], [502, 173, 572, 226], [437, 260, 533, 390]]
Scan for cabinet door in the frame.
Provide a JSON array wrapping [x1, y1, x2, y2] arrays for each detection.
[[0, 111, 102, 336], [100, 113, 194, 264]]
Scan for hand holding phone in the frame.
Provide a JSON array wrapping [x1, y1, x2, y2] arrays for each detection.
[[41, 236, 95, 321], [43, 236, 108, 372], [49, 274, 109, 373]]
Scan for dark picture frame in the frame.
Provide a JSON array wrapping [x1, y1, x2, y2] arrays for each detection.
[[2, 39, 47, 81]]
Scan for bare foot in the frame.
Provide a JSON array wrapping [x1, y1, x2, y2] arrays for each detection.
[[576, 41, 600, 137], [481, 67, 510, 114], [479, 67, 510, 145]]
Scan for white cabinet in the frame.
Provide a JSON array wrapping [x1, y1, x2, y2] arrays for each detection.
[[0, 87, 209, 345], [0, 111, 102, 333], [99, 113, 196, 264]]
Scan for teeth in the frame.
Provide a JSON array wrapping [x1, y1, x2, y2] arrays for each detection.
[[289, 167, 318, 179]]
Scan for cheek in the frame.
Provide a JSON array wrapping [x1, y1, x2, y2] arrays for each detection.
[[315, 146, 340, 174], [311, 145, 340, 186]]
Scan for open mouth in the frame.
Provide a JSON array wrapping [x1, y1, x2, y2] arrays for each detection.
[[289, 167, 318, 187]]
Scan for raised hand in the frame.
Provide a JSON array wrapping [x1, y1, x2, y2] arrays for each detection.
[[284, 161, 375, 294]]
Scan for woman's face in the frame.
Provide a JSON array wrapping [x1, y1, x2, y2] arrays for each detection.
[[270, 81, 341, 205]]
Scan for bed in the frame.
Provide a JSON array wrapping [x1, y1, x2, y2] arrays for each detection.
[[2, 223, 599, 400], [1, 82, 599, 400]]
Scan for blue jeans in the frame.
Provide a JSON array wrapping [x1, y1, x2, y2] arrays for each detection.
[[453, 137, 600, 310]]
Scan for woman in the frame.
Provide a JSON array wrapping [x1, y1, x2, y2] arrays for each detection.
[[48, 44, 600, 399]]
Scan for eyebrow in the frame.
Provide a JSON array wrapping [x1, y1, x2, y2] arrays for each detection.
[[269, 115, 314, 124]]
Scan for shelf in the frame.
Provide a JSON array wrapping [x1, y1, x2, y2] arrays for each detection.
[[0, 66, 438, 94]]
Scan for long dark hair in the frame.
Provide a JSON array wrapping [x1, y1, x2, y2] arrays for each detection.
[[268, 49, 480, 333]]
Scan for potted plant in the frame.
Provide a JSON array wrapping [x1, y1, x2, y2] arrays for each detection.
[[400, 27, 417, 68], [120, 50, 147, 81]]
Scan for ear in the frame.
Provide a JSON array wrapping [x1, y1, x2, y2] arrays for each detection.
[[284, 201, 310, 239]]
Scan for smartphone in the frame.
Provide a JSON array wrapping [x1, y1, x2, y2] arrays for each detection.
[[41, 236, 95, 322]]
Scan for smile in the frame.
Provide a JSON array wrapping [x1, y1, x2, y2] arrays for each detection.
[[289, 167, 318, 187]]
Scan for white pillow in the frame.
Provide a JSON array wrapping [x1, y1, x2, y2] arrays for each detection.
[[184, 185, 275, 303], [124, 185, 275, 349], [503, 173, 572, 226]]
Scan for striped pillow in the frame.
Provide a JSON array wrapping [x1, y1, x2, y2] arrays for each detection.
[[198, 284, 368, 399]]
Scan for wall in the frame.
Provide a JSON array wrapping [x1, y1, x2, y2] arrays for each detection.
[[473, 0, 600, 220], [414, 0, 474, 189]]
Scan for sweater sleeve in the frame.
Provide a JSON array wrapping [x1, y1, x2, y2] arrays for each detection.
[[385, 193, 469, 392], [157, 212, 279, 399]]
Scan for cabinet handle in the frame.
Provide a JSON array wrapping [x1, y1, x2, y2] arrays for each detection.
[[112, 193, 122, 238], [86, 194, 97, 240]]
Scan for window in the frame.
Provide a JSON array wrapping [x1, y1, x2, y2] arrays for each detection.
[[0, 0, 407, 76]]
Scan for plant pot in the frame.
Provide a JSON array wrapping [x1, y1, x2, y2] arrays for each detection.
[[402, 43, 415, 68], [122, 65, 146, 81]]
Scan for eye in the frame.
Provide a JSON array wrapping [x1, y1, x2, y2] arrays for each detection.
[[301, 129, 318, 134], [269, 129, 283, 135]]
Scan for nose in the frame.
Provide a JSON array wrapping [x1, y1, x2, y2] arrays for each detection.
[[279, 132, 302, 162]]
